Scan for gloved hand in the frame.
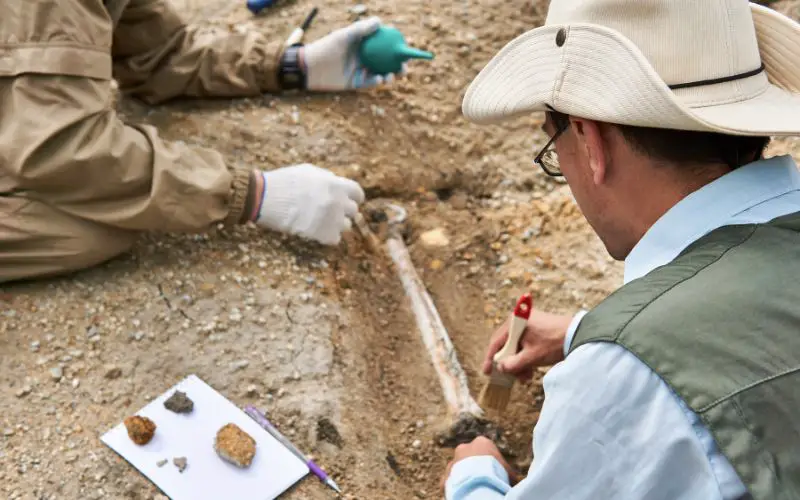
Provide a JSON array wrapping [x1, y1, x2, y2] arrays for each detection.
[[301, 16, 407, 91], [255, 164, 365, 245]]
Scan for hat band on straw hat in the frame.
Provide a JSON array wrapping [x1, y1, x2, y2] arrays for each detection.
[[668, 64, 766, 91]]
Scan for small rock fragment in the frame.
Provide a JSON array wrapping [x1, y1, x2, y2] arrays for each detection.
[[349, 4, 367, 15], [230, 360, 249, 372], [104, 366, 122, 380], [50, 366, 63, 381], [412, 439, 422, 448], [419, 228, 450, 248], [124, 416, 156, 445], [15, 386, 31, 398], [156, 459, 167, 467], [163, 391, 194, 414], [214, 423, 256, 468], [173, 457, 188, 473]]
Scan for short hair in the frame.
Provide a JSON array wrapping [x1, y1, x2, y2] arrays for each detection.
[[549, 111, 770, 169]]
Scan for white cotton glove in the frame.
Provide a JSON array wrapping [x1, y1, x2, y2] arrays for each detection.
[[302, 16, 408, 92], [255, 164, 365, 245]]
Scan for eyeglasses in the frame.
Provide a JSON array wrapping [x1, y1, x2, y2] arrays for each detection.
[[534, 119, 569, 177]]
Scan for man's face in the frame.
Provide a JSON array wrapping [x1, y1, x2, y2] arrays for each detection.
[[541, 113, 627, 260]]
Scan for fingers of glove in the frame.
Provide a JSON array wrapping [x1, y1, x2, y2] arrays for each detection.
[[353, 69, 384, 89], [335, 176, 366, 204], [349, 16, 382, 39], [342, 198, 359, 219], [310, 225, 342, 246]]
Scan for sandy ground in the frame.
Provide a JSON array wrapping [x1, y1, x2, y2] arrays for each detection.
[[4, 1, 800, 499]]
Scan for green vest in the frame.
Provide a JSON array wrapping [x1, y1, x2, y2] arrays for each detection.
[[569, 212, 800, 500]]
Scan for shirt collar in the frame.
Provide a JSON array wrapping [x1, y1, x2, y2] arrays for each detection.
[[623, 155, 800, 284]]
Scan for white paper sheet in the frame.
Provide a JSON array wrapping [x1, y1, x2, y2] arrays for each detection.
[[101, 375, 309, 500]]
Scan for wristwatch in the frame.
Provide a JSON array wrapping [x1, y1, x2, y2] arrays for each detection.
[[279, 46, 307, 91]]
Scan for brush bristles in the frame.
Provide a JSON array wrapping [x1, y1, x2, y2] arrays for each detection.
[[479, 366, 515, 411]]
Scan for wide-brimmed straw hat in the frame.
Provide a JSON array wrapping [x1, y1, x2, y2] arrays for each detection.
[[462, 0, 800, 136]]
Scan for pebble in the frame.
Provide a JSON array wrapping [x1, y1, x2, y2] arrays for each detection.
[[173, 457, 188, 473], [229, 309, 243, 323], [3, 428, 14, 437], [412, 439, 422, 448], [245, 385, 258, 397], [105, 366, 122, 380], [231, 360, 249, 371], [350, 4, 367, 15], [419, 228, 450, 248], [30, 341, 40, 352], [521, 227, 537, 241], [15, 386, 31, 398], [72, 379, 80, 389], [50, 367, 63, 381], [156, 459, 167, 467]]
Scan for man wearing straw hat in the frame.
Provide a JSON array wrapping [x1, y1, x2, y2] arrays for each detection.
[[443, 1, 800, 499]]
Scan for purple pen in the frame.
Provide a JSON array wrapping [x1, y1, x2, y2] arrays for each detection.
[[244, 405, 341, 494]]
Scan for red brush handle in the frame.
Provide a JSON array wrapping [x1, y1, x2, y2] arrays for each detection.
[[513, 293, 533, 320]]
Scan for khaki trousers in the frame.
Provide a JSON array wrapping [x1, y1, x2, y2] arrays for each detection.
[[0, 197, 138, 283]]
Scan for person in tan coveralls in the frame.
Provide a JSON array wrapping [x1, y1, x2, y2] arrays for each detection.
[[0, 1, 403, 283]]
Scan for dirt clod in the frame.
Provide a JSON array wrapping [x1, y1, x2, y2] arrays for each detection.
[[214, 423, 256, 468], [386, 452, 401, 475], [163, 390, 194, 414], [435, 413, 506, 450], [317, 418, 343, 448], [124, 415, 156, 445]]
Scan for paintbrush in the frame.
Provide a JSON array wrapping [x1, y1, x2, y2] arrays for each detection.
[[479, 293, 533, 412]]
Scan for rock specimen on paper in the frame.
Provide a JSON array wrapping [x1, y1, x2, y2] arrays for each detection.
[[214, 423, 256, 468], [124, 415, 156, 445], [163, 390, 194, 414], [173, 456, 188, 473]]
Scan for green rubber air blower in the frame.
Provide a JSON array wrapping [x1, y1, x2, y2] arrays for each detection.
[[358, 26, 434, 75]]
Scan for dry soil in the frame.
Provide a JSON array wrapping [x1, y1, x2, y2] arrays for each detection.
[[3, 1, 800, 499]]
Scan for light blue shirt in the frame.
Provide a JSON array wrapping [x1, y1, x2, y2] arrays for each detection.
[[446, 155, 800, 500]]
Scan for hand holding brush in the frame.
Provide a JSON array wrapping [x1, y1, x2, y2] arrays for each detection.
[[479, 294, 573, 411], [479, 293, 533, 411]]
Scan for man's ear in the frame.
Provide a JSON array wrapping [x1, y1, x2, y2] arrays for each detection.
[[572, 118, 607, 185]]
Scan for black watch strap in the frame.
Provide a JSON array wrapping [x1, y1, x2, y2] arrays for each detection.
[[279, 46, 307, 91]]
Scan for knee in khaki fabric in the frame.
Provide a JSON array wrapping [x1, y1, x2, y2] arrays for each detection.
[[0, 198, 139, 283]]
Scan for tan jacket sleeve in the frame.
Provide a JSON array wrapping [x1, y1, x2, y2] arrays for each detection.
[[111, 0, 284, 104], [0, 74, 255, 232]]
